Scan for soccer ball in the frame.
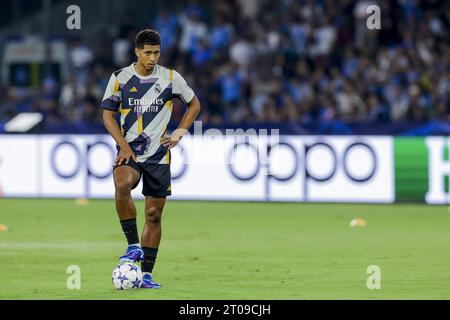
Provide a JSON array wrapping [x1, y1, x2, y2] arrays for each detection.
[[112, 262, 142, 290]]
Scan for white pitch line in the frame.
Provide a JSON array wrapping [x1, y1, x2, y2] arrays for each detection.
[[0, 242, 120, 250]]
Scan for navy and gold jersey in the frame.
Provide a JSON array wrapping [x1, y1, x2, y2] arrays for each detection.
[[101, 63, 195, 164]]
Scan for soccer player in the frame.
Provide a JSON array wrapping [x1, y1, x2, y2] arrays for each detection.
[[101, 29, 201, 288]]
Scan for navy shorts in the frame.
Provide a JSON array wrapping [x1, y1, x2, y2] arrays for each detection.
[[113, 159, 171, 197]]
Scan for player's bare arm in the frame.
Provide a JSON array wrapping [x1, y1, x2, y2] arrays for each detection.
[[162, 95, 201, 149], [102, 109, 137, 165]]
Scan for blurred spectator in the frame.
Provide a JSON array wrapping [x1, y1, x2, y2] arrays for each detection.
[[68, 37, 94, 90]]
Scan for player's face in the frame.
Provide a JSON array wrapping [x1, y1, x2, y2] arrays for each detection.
[[135, 45, 161, 71]]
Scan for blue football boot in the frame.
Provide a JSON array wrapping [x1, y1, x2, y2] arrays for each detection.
[[140, 273, 161, 289], [119, 244, 144, 262]]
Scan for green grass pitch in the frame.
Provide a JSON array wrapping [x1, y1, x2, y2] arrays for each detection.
[[0, 199, 449, 299]]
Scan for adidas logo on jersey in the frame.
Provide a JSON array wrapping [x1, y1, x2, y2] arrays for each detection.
[[130, 87, 138, 92]]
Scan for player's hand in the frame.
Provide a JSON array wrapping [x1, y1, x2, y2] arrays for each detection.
[[161, 134, 181, 149], [115, 146, 137, 165]]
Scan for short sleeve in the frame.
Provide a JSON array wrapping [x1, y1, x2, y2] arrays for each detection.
[[172, 70, 195, 104], [101, 73, 121, 111]]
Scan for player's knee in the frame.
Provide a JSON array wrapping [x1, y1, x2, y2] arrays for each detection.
[[145, 207, 162, 225], [114, 180, 133, 196]]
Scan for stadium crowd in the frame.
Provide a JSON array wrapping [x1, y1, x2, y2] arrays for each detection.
[[0, 0, 448, 134]]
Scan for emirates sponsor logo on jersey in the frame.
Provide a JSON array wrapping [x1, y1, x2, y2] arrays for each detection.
[[128, 98, 164, 112]]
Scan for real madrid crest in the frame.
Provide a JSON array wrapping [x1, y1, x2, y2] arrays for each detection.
[[154, 83, 161, 94]]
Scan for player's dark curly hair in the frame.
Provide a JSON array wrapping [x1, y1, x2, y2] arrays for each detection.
[[135, 29, 161, 48]]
